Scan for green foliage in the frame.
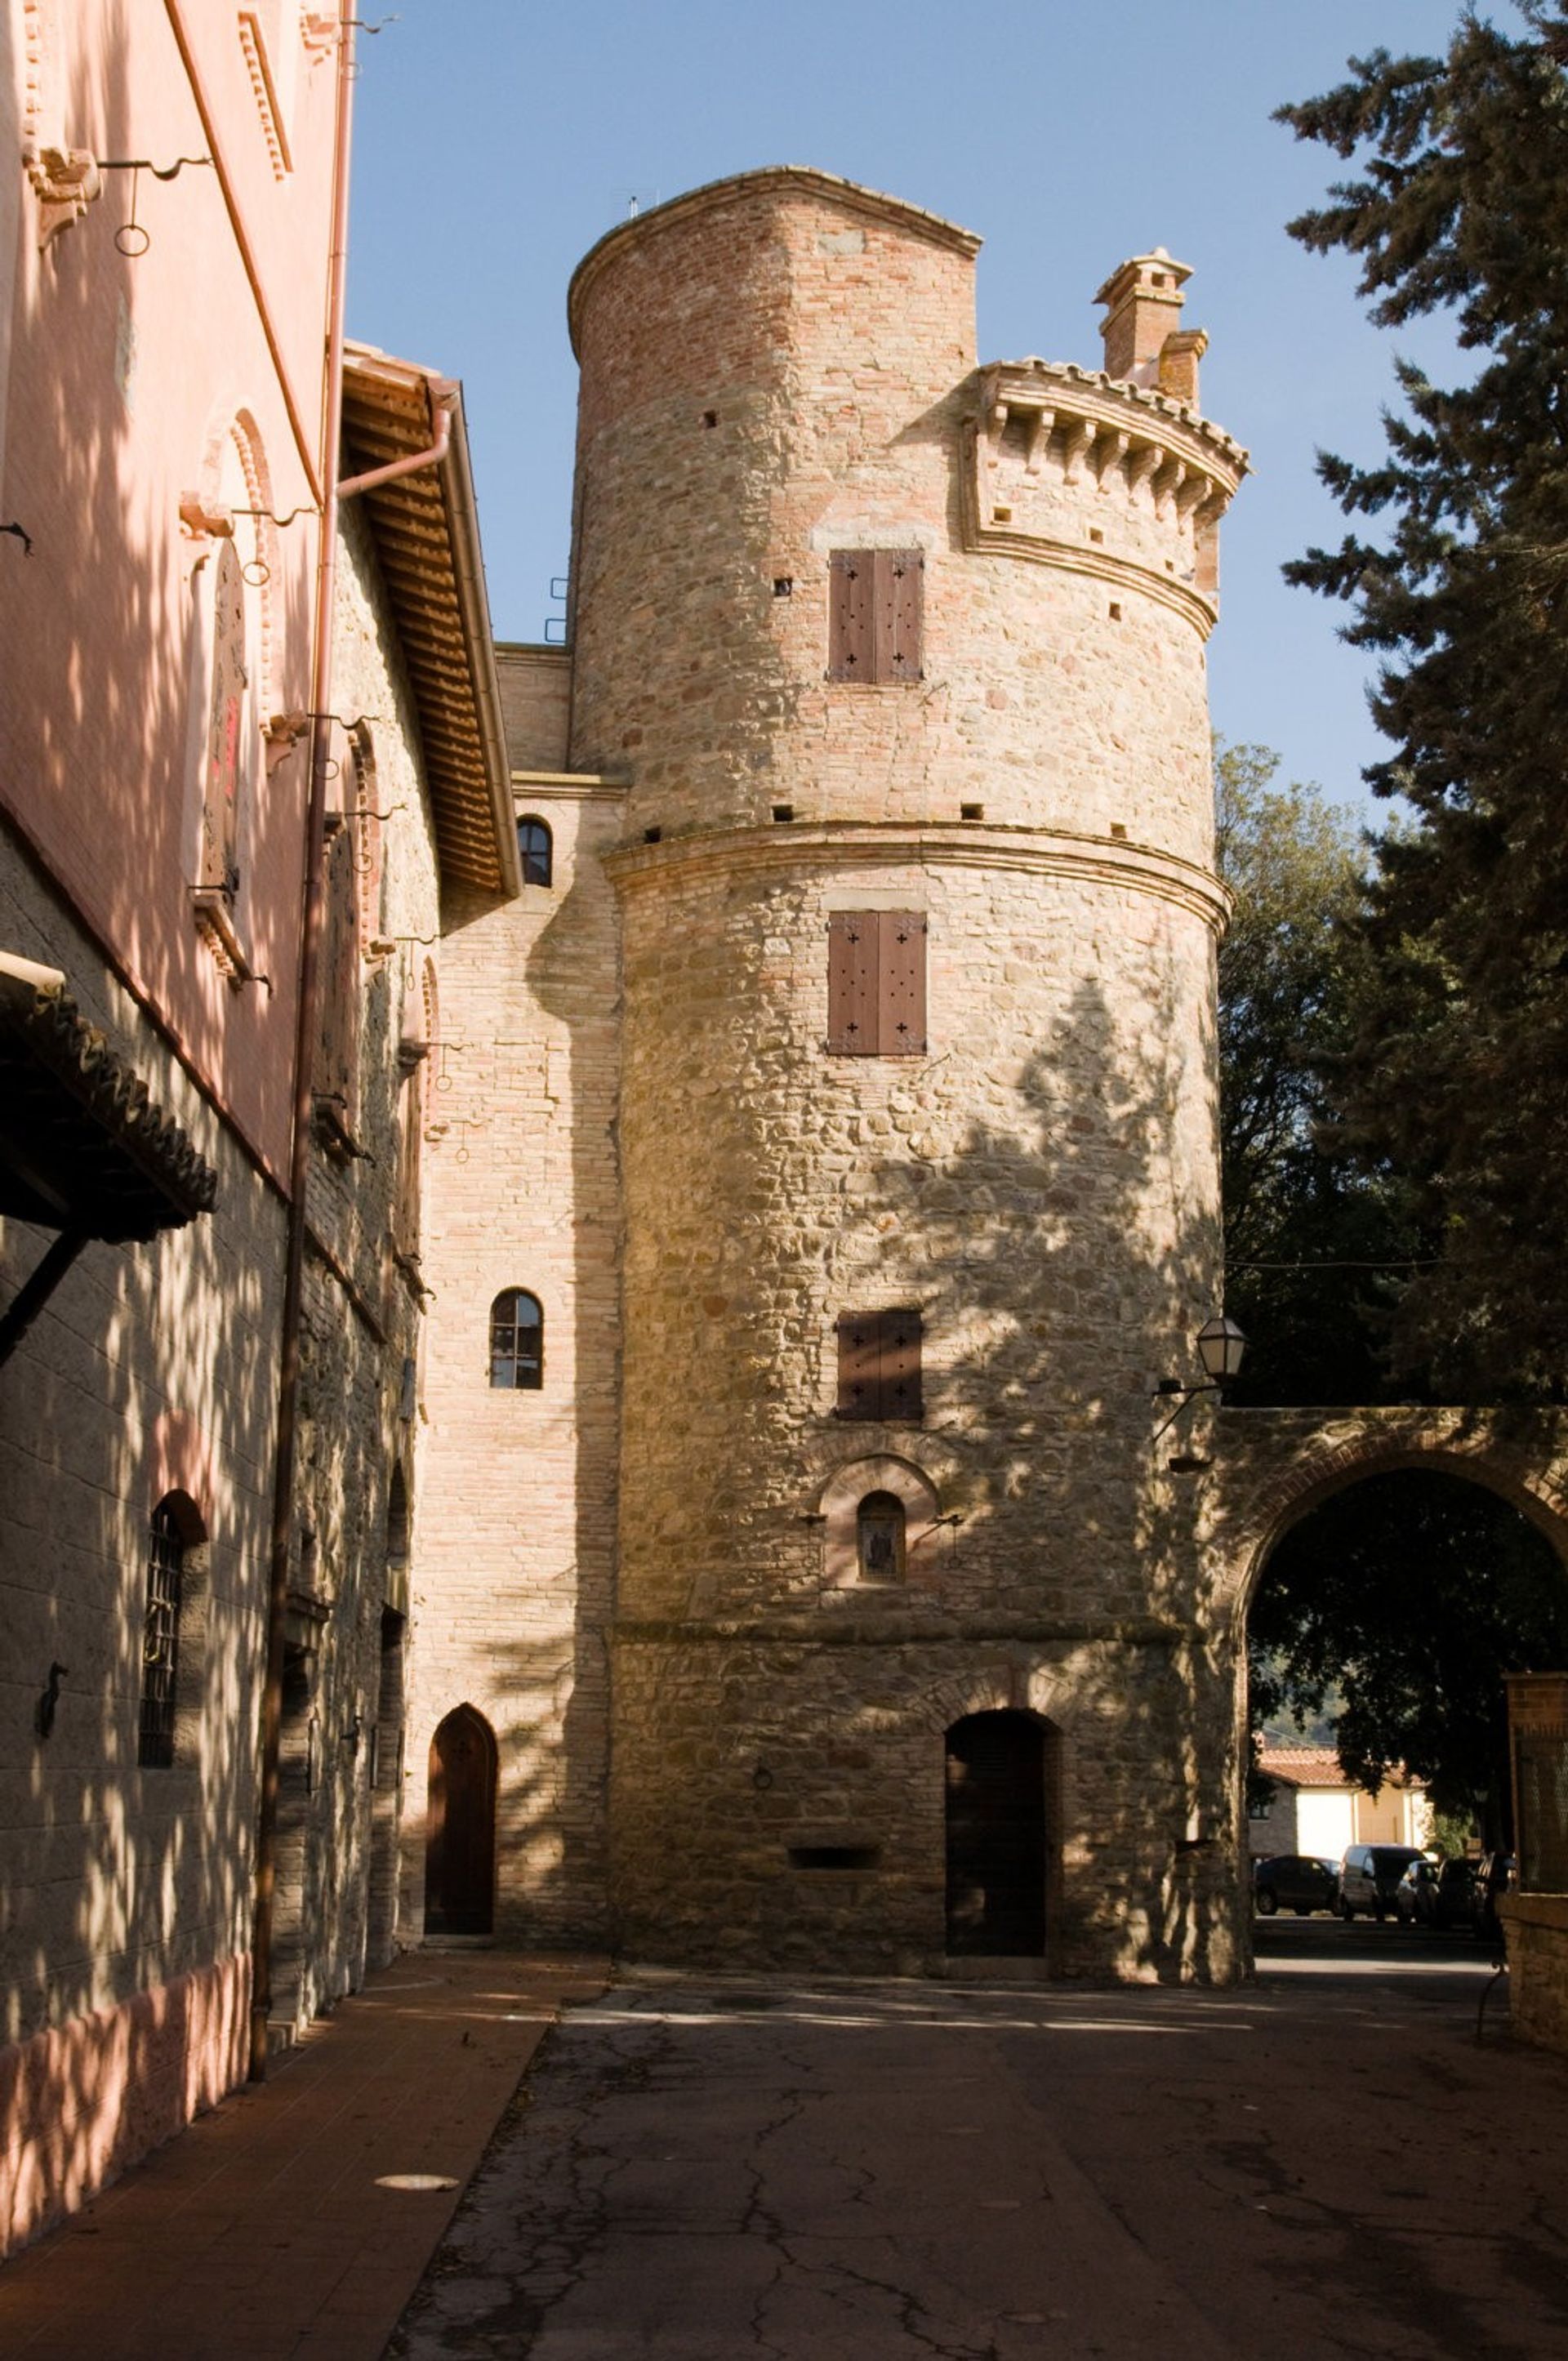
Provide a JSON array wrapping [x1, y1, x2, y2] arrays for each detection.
[[1249, 1471, 1568, 1840], [1277, 7, 1568, 1397], [1214, 741, 1421, 1403]]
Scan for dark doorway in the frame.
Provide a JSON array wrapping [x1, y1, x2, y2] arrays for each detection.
[[945, 1711, 1048, 1955], [365, 1608, 406, 1967], [425, 1704, 497, 1936]]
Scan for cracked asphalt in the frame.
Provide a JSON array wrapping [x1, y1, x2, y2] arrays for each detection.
[[389, 1927, 1568, 2359]]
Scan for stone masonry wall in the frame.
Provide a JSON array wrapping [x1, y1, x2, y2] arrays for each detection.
[[566, 171, 1240, 1975], [254, 509, 446, 2031]]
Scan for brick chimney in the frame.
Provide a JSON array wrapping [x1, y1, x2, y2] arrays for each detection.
[[1095, 248, 1194, 390]]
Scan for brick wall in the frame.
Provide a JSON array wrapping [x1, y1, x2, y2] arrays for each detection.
[[408, 758, 622, 1946]]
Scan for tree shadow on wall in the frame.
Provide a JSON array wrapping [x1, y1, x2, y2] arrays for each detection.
[[0, 7, 313, 2235]]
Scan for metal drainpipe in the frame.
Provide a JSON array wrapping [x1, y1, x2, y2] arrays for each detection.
[[248, 2, 356, 2085]]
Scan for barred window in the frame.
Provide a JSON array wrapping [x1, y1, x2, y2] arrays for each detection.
[[489, 1289, 543, 1389], [139, 1499, 185, 1767]]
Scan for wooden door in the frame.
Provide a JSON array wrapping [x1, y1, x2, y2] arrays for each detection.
[[425, 1704, 497, 1936], [945, 1712, 1047, 1956]]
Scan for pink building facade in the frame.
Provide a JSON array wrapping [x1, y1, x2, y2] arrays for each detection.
[[0, 4, 515, 2253]]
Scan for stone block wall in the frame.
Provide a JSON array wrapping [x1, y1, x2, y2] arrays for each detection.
[[561, 168, 1238, 1973]]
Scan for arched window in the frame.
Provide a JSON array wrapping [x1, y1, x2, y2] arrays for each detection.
[[200, 538, 247, 901], [517, 816, 553, 888], [489, 1289, 542, 1389], [314, 813, 362, 1133], [857, 1490, 906, 1582], [139, 1496, 188, 1766]]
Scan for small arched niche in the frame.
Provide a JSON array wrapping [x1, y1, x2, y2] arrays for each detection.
[[820, 1454, 942, 1590]]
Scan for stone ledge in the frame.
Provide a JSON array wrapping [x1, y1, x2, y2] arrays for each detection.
[[1501, 1892, 1568, 1934], [613, 1615, 1190, 1648], [603, 817, 1229, 929]]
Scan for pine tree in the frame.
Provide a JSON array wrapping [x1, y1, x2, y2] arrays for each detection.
[[1279, 4, 1568, 1397]]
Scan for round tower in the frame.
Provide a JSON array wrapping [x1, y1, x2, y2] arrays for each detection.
[[567, 170, 1248, 1976]]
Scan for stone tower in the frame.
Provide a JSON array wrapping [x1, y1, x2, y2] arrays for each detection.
[[565, 170, 1247, 1977]]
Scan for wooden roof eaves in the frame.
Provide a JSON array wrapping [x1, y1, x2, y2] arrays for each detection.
[[341, 344, 521, 899]]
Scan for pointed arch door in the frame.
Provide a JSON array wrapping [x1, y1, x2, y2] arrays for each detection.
[[425, 1704, 497, 1936]]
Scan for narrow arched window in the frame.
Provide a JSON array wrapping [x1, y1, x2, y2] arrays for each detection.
[[517, 817, 552, 888], [489, 1289, 542, 1389], [139, 1499, 185, 1766], [201, 538, 247, 900], [857, 1490, 906, 1583]]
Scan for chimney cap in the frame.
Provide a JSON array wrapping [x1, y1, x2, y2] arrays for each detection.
[[1094, 248, 1193, 312]]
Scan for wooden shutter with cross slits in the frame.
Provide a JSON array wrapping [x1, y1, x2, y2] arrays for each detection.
[[879, 912, 927, 1055], [828, 911, 927, 1056], [830, 550, 923, 683], [835, 1308, 923, 1421]]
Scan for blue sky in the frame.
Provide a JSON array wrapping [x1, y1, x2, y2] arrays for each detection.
[[347, 1, 1490, 813]]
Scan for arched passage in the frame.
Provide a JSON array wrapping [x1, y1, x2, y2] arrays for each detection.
[[425, 1704, 497, 1937], [944, 1710, 1057, 1958], [1245, 1461, 1568, 1872]]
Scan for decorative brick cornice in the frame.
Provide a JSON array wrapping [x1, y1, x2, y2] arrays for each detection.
[[603, 816, 1231, 933], [963, 361, 1250, 639]]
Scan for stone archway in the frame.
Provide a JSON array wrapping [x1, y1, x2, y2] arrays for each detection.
[[1202, 1405, 1568, 1962], [1214, 1408, 1568, 1633]]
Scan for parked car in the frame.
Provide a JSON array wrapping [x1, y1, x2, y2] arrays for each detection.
[[1472, 1852, 1516, 1946], [1253, 1855, 1340, 1917], [1339, 1843, 1428, 1921], [1393, 1855, 1476, 1930]]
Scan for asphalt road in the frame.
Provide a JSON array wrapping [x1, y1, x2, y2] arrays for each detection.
[[390, 1919, 1568, 2359]]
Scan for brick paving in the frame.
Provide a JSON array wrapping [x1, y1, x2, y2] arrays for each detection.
[[0, 1951, 607, 2361]]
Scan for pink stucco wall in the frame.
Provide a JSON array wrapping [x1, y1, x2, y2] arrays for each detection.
[[0, 1950, 251, 2258], [1, 2, 339, 1183]]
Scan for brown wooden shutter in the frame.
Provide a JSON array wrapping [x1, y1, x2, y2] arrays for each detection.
[[836, 1309, 923, 1419], [881, 1308, 923, 1419], [837, 1312, 883, 1416], [880, 550, 924, 680], [827, 910, 880, 1054], [829, 550, 873, 681], [879, 911, 927, 1055]]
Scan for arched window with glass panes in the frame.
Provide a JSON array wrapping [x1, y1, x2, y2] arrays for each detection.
[[517, 816, 552, 888], [489, 1289, 543, 1389]]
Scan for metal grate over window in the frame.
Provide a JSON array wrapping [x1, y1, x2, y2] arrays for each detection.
[[489, 1289, 543, 1389], [138, 1501, 184, 1767]]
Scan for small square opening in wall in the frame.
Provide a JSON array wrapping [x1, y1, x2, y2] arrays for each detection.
[[773, 577, 793, 598], [1089, 527, 1104, 545], [702, 410, 717, 429], [1110, 822, 1129, 840], [992, 505, 1013, 523], [643, 826, 662, 844], [1108, 601, 1122, 621], [960, 802, 984, 821], [772, 804, 795, 824]]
